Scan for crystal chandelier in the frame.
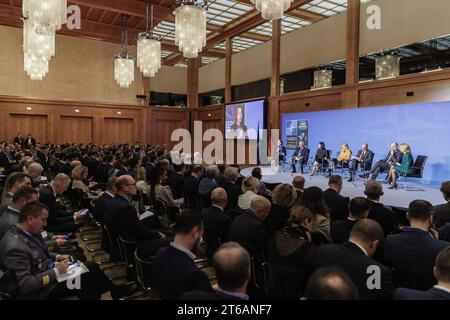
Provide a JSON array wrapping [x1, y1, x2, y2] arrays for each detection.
[[313, 69, 332, 89], [137, 5, 161, 77], [376, 54, 400, 80], [174, 1, 207, 59], [24, 53, 49, 80], [22, 0, 67, 32], [252, 0, 293, 21], [114, 15, 135, 88], [23, 19, 55, 62]]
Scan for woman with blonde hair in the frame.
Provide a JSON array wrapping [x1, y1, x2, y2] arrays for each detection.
[[328, 143, 352, 177], [388, 143, 414, 189], [238, 176, 260, 210], [267, 183, 298, 237], [72, 165, 101, 199]]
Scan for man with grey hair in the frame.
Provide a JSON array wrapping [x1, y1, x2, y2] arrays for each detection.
[[39, 173, 85, 233], [26, 162, 47, 188], [364, 180, 397, 237], [198, 165, 219, 206], [292, 175, 305, 201], [230, 196, 271, 263], [219, 167, 242, 211], [201, 188, 231, 259]]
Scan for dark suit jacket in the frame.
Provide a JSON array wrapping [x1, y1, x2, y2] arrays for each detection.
[[394, 287, 450, 300], [383, 149, 403, 164], [181, 290, 247, 300], [0, 152, 13, 168], [229, 210, 268, 261], [314, 241, 394, 300], [93, 192, 113, 226], [152, 245, 213, 300], [330, 218, 357, 244], [36, 150, 50, 171], [184, 175, 200, 210], [201, 206, 232, 258], [167, 172, 186, 199], [13, 137, 23, 145], [38, 185, 77, 232], [384, 228, 450, 290], [354, 149, 375, 170], [266, 204, 291, 238], [322, 188, 349, 221], [292, 147, 309, 162], [434, 202, 450, 228], [104, 194, 160, 243], [219, 180, 242, 211], [368, 201, 397, 237]]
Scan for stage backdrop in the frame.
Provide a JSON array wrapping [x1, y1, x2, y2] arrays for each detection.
[[281, 101, 450, 185]]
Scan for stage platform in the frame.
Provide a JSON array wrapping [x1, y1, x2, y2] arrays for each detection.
[[240, 166, 444, 210]]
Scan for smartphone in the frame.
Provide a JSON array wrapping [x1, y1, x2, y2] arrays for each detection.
[[80, 209, 89, 216]]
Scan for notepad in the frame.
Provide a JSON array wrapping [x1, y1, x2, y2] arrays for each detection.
[[56, 262, 89, 283], [139, 210, 154, 221]]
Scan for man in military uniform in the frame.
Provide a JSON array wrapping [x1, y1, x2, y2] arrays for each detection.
[[0, 201, 137, 299]]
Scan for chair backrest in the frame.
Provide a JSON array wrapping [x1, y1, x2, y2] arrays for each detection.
[[117, 233, 138, 269], [414, 155, 428, 169], [134, 248, 154, 291], [102, 224, 115, 255], [327, 150, 332, 159], [152, 199, 167, 217]]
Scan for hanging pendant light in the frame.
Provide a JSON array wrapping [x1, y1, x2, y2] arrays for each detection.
[[174, 1, 207, 59], [137, 4, 161, 77], [114, 15, 135, 88], [24, 53, 49, 80], [22, 0, 67, 32], [23, 18, 55, 62], [252, 0, 293, 21]]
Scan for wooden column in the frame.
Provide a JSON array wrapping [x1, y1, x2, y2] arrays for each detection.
[[142, 75, 150, 106], [187, 57, 199, 108], [346, 0, 360, 86], [271, 19, 281, 97], [225, 37, 233, 103]]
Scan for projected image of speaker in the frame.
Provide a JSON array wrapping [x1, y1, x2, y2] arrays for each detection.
[[225, 99, 266, 140]]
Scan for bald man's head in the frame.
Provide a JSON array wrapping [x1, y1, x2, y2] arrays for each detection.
[[293, 176, 305, 190], [213, 242, 251, 292], [211, 187, 227, 207], [116, 175, 136, 197]]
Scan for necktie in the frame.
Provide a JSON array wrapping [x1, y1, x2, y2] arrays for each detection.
[[359, 151, 365, 162]]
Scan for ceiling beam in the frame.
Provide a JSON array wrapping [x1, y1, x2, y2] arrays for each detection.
[[164, 0, 313, 65]]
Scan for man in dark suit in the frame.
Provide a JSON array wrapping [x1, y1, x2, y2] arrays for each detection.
[[24, 133, 36, 148], [323, 175, 349, 221], [104, 175, 162, 244], [313, 219, 394, 300], [13, 133, 23, 146], [331, 197, 372, 244], [219, 167, 242, 211], [167, 163, 186, 199], [201, 188, 231, 259], [291, 141, 309, 174], [434, 181, 450, 228], [0, 146, 15, 169], [181, 242, 251, 300], [94, 177, 116, 227], [229, 196, 271, 263], [348, 144, 374, 182], [364, 143, 402, 180], [183, 165, 203, 210], [395, 246, 450, 300], [384, 200, 450, 290], [36, 145, 50, 172], [39, 174, 85, 233], [152, 210, 213, 300], [292, 176, 305, 202], [364, 181, 398, 237]]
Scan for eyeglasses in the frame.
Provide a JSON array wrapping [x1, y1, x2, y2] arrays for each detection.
[[126, 183, 137, 186]]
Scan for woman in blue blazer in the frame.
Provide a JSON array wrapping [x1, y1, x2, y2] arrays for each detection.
[[388, 143, 414, 189]]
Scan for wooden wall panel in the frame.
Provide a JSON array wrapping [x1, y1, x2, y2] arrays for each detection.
[[103, 118, 135, 145], [147, 107, 190, 148], [279, 93, 342, 114], [8, 114, 48, 143], [59, 116, 94, 144]]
